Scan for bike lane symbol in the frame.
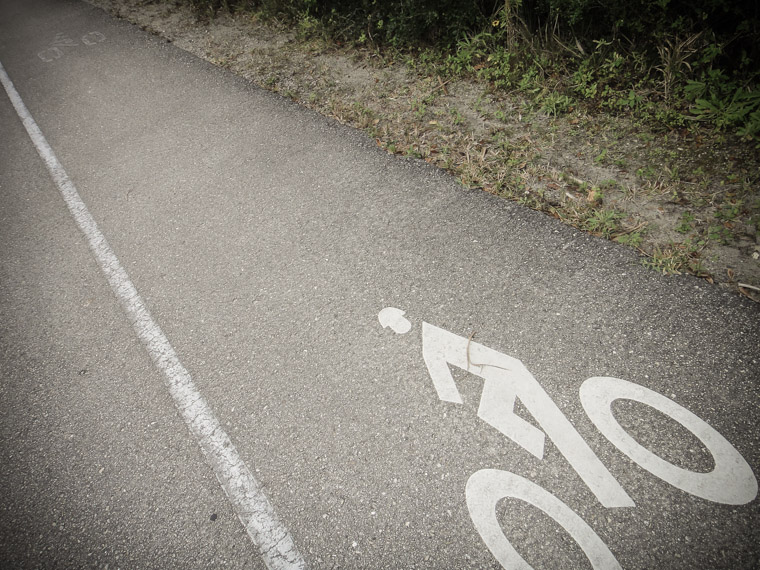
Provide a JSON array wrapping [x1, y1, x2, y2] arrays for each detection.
[[38, 31, 106, 62], [379, 307, 757, 569]]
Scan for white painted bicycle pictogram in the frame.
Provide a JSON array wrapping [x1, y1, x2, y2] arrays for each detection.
[[38, 31, 105, 62], [379, 307, 757, 569]]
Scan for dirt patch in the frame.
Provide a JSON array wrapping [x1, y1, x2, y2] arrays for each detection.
[[86, 0, 760, 301]]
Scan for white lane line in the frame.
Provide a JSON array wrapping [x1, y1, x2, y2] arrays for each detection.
[[0, 60, 306, 570]]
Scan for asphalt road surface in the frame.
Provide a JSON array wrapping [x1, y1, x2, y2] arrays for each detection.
[[1, 0, 759, 568]]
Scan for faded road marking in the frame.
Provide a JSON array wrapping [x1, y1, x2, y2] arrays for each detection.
[[38, 31, 106, 62]]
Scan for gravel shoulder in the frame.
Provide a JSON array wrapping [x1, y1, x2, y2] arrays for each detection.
[[85, 0, 760, 301]]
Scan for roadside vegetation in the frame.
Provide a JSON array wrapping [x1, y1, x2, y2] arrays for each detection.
[[189, 0, 760, 142], [93, 0, 760, 299]]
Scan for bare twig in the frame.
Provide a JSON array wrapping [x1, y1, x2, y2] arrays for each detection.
[[612, 222, 648, 238], [421, 77, 452, 100], [437, 75, 449, 95], [466, 331, 476, 369]]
